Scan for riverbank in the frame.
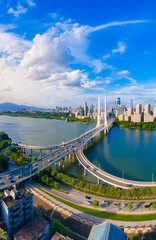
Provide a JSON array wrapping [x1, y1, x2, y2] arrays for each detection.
[[0, 112, 97, 125], [114, 118, 156, 130]]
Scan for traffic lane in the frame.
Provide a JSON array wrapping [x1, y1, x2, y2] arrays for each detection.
[[76, 150, 130, 189], [0, 123, 109, 188]]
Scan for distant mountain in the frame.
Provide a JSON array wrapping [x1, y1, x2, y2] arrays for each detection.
[[0, 102, 45, 111]]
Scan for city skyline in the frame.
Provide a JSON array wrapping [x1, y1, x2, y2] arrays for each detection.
[[0, 0, 156, 108]]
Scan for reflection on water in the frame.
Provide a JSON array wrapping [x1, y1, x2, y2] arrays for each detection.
[[0, 116, 156, 182], [85, 127, 156, 181]]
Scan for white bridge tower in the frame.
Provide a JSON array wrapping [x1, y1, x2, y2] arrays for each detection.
[[104, 96, 109, 133], [97, 96, 101, 126]]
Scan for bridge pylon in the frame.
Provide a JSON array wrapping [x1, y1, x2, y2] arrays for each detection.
[[97, 96, 101, 127], [104, 96, 109, 134]]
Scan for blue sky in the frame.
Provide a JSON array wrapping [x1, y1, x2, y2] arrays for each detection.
[[0, 0, 156, 108]]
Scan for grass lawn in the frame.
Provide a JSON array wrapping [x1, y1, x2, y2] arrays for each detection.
[[36, 186, 156, 222]]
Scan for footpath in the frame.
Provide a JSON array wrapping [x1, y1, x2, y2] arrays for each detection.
[[30, 183, 156, 228]]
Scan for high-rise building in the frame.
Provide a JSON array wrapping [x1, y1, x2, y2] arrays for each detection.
[[136, 104, 142, 114], [79, 107, 84, 116], [145, 104, 151, 114], [128, 107, 133, 116], [115, 105, 125, 117], [154, 108, 156, 122], [1, 188, 33, 236], [84, 101, 88, 116], [130, 99, 133, 108], [115, 98, 120, 106]]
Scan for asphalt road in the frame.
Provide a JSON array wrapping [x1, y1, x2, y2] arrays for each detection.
[[31, 184, 156, 227], [33, 182, 156, 213], [0, 121, 110, 190]]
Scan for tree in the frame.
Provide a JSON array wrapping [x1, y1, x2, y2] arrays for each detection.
[[92, 200, 99, 207], [62, 227, 70, 237], [105, 202, 108, 209], [54, 182, 59, 189], [51, 169, 57, 177], [32, 157, 37, 162], [117, 202, 120, 209], [128, 203, 133, 212], [151, 202, 156, 209], [140, 205, 143, 211], [6, 147, 12, 156], [78, 181, 84, 189]]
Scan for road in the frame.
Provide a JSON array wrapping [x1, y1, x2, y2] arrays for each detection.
[[33, 182, 156, 213], [31, 184, 156, 228], [1, 117, 156, 190], [0, 121, 112, 190]]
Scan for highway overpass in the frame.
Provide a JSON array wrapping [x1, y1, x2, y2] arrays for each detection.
[[1, 118, 156, 190]]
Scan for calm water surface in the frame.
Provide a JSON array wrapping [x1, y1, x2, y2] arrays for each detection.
[[0, 116, 156, 182]]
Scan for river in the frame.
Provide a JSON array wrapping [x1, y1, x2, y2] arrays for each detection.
[[0, 115, 156, 183]]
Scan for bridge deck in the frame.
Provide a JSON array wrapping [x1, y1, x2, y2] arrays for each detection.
[[0, 119, 156, 190]]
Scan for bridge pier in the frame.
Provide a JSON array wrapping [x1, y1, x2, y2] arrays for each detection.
[[30, 149, 32, 157], [98, 179, 101, 185], [55, 163, 57, 169], [50, 149, 52, 154], [72, 152, 75, 159], [62, 158, 65, 168], [40, 150, 42, 158], [69, 154, 72, 159], [84, 168, 87, 176], [23, 148, 25, 154]]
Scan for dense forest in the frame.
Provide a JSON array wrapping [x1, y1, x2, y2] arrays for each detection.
[[6, 147, 37, 167], [0, 132, 12, 172]]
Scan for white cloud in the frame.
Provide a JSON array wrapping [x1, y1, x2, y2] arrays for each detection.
[[112, 41, 126, 54], [26, 0, 36, 7], [0, 18, 151, 107], [91, 20, 149, 32], [8, 3, 28, 17]]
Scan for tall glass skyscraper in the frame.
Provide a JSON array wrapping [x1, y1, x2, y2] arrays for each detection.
[[115, 98, 120, 106]]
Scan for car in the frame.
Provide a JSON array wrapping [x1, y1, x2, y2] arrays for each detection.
[[85, 196, 92, 199], [25, 166, 28, 169], [145, 204, 151, 209], [124, 203, 128, 207], [57, 155, 60, 158], [0, 181, 4, 185], [86, 200, 92, 204], [7, 176, 12, 180], [17, 175, 21, 178], [103, 200, 109, 204], [48, 159, 52, 162], [113, 203, 118, 207], [33, 163, 37, 167], [10, 179, 15, 183], [32, 167, 37, 172]]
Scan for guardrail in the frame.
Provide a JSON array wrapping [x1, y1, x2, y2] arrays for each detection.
[[77, 121, 156, 187]]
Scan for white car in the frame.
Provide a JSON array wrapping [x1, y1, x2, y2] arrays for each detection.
[[17, 175, 21, 178], [48, 159, 52, 162], [0, 181, 4, 184], [25, 166, 28, 169]]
